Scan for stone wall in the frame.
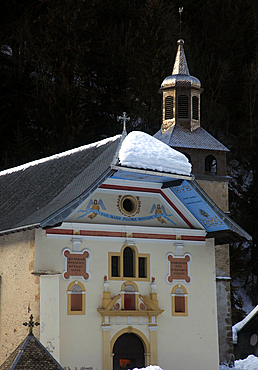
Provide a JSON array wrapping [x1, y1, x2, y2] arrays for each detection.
[[215, 245, 234, 364], [0, 230, 40, 365]]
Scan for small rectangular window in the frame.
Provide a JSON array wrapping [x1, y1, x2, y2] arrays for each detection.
[[111, 256, 120, 277], [138, 257, 147, 278]]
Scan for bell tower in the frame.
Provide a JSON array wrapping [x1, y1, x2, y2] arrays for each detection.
[[159, 39, 202, 134], [154, 39, 233, 365]]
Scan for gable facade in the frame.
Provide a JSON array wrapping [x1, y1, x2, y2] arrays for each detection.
[[37, 177, 219, 370]]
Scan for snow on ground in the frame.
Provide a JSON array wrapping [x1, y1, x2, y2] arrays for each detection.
[[130, 356, 258, 370], [220, 355, 258, 370], [119, 131, 192, 176]]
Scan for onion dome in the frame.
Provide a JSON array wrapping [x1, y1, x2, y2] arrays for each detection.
[[161, 39, 201, 89]]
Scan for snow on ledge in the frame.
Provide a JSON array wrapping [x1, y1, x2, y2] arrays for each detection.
[[119, 131, 192, 176], [232, 305, 258, 344]]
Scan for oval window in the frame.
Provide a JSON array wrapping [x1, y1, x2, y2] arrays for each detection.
[[250, 333, 258, 346], [120, 195, 137, 216]]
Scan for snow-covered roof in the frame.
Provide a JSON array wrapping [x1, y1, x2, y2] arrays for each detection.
[[0, 131, 191, 234], [232, 305, 258, 344], [119, 131, 191, 176], [0, 130, 251, 243]]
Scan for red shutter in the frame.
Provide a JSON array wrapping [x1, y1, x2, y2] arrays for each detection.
[[71, 293, 82, 311], [175, 296, 185, 313], [124, 293, 135, 310]]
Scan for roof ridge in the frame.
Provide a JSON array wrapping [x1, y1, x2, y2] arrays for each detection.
[[0, 135, 121, 178]]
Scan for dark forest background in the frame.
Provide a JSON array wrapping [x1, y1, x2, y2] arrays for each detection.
[[1, 0, 258, 324]]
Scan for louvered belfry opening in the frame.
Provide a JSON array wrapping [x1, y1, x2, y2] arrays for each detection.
[[178, 95, 188, 118], [192, 96, 199, 120], [165, 96, 174, 120]]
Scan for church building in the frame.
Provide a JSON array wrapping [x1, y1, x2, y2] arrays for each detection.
[[0, 40, 251, 370]]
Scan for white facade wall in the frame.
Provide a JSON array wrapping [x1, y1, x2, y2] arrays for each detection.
[[36, 228, 219, 370]]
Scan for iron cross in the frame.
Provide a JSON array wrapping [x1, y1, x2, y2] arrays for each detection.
[[23, 314, 40, 335], [118, 112, 130, 134]]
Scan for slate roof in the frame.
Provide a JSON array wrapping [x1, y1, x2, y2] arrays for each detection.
[[0, 135, 122, 234], [0, 334, 64, 370], [154, 125, 229, 151], [0, 130, 251, 244]]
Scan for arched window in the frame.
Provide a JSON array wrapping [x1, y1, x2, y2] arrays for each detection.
[[123, 247, 134, 277], [67, 281, 86, 315], [205, 155, 217, 174], [109, 245, 150, 281], [171, 284, 188, 316], [165, 96, 174, 120], [178, 95, 188, 118], [192, 96, 199, 120]]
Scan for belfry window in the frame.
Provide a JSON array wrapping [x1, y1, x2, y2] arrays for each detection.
[[192, 96, 199, 120], [205, 155, 217, 174], [178, 95, 188, 118], [165, 96, 174, 120]]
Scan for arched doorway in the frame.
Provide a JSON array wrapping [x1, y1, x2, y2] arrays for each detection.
[[113, 333, 145, 370]]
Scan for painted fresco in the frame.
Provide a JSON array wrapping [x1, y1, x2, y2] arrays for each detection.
[[170, 181, 229, 233], [77, 199, 176, 226], [67, 189, 188, 228]]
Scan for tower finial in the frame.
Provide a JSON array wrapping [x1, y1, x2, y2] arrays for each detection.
[[172, 39, 190, 76], [118, 112, 130, 135], [179, 7, 183, 39]]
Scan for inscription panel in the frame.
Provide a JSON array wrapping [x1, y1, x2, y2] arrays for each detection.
[[166, 253, 192, 284], [63, 249, 91, 281]]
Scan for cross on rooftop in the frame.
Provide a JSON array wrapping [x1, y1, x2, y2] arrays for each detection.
[[118, 112, 130, 134], [23, 314, 40, 335]]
